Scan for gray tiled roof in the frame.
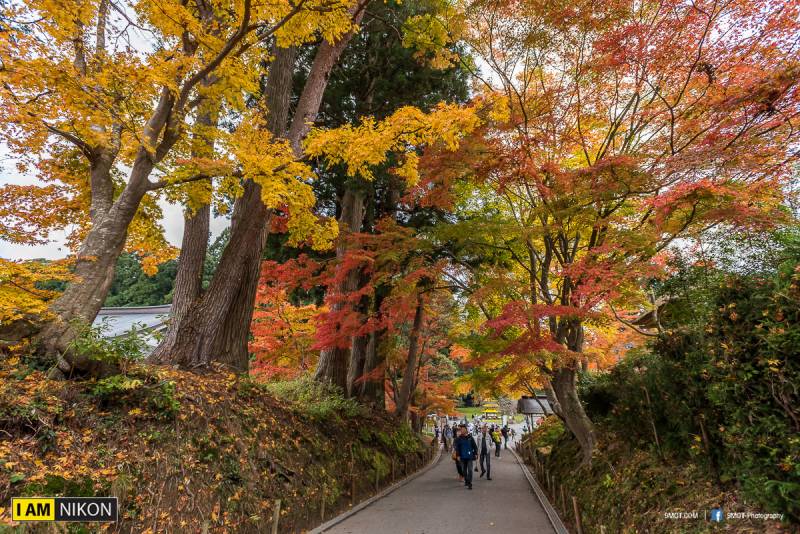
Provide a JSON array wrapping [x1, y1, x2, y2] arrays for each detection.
[[517, 396, 552, 415], [92, 305, 171, 353], [93, 304, 171, 338]]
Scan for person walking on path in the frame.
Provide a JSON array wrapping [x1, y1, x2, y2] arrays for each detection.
[[501, 425, 509, 449], [491, 427, 502, 458], [478, 424, 493, 481], [443, 424, 453, 452], [453, 424, 478, 489]]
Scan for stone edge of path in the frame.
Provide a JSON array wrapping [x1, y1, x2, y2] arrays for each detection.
[[509, 446, 570, 534], [309, 445, 444, 533]]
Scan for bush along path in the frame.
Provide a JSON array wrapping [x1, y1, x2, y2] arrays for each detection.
[[518, 418, 792, 534], [0, 359, 436, 533]]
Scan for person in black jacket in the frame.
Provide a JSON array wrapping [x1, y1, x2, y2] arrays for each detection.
[[478, 424, 493, 480], [453, 424, 478, 489]]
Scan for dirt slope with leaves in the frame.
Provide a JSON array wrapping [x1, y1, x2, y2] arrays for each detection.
[[0, 358, 428, 533]]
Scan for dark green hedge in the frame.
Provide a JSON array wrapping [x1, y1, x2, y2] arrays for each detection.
[[582, 244, 800, 522]]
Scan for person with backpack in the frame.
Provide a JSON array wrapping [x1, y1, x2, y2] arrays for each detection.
[[453, 424, 478, 489], [491, 427, 502, 457], [501, 425, 509, 449]]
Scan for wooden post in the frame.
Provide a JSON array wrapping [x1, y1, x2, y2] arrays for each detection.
[[560, 484, 566, 513], [320, 484, 326, 521], [546, 472, 552, 494], [374, 467, 379, 493], [350, 445, 356, 505], [271, 499, 281, 534], [392, 458, 396, 481], [572, 496, 584, 534]]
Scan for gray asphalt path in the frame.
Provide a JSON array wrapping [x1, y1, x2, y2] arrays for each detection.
[[327, 443, 556, 534]]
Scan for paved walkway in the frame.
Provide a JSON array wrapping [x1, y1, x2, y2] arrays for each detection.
[[327, 444, 556, 534]]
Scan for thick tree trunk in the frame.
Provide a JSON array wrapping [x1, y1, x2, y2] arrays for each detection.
[[154, 8, 365, 371], [38, 164, 152, 376], [152, 46, 296, 370], [153, 181, 272, 369], [358, 329, 385, 407], [207, 217, 269, 368], [347, 332, 368, 397], [550, 366, 596, 465], [315, 187, 365, 390], [151, 98, 217, 362], [170, 204, 211, 320], [346, 267, 371, 396], [395, 293, 424, 419]]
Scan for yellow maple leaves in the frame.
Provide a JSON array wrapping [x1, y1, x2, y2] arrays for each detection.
[[304, 102, 483, 183], [0, 258, 73, 324]]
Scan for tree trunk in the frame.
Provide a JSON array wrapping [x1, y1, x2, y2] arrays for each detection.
[[346, 267, 372, 396], [395, 293, 424, 419], [358, 329, 385, 407], [550, 366, 596, 465], [38, 162, 153, 377], [152, 47, 296, 369], [170, 204, 211, 321], [153, 96, 217, 362], [314, 187, 365, 390], [154, 8, 365, 371], [347, 331, 368, 397], [543, 379, 562, 418], [207, 217, 269, 368], [152, 181, 271, 369]]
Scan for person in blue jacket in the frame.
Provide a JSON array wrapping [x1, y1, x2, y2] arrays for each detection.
[[453, 424, 478, 489]]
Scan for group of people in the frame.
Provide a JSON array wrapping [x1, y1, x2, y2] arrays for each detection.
[[437, 421, 514, 490]]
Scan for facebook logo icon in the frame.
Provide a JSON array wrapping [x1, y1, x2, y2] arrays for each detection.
[[710, 508, 724, 522]]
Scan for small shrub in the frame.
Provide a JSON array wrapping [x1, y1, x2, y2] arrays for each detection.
[[527, 416, 564, 449], [64, 319, 151, 374], [89, 374, 179, 420], [262, 376, 364, 421]]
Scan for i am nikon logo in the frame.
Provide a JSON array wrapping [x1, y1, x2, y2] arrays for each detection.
[[11, 497, 118, 522]]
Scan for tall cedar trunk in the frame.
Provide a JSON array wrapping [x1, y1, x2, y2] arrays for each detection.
[[152, 181, 271, 369], [395, 293, 424, 419], [207, 216, 269, 367], [154, 6, 365, 371], [346, 268, 371, 396], [358, 284, 388, 406], [165, 95, 218, 323], [358, 329, 384, 406], [153, 100, 218, 366], [169, 204, 211, 322], [346, 334, 368, 397], [152, 46, 295, 369], [314, 187, 365, 391]]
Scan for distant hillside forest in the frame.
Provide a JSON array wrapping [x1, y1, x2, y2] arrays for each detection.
[[104, 231, 229, 307]]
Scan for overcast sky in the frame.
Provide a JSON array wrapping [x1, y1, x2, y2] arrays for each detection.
[[0, 142, 229, 261]]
